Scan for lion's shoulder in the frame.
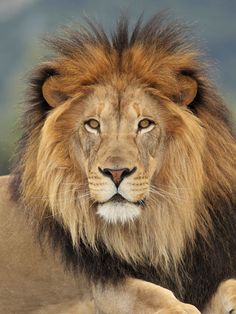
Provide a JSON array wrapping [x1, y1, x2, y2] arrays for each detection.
[[0, 175, 93, 313]]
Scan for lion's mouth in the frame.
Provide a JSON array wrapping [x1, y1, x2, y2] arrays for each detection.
[[98, 193, 145, 206], [110, 193, 126, 203]]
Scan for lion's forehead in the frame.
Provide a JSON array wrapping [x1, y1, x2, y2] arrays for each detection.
[[83, 84, 158, 120]]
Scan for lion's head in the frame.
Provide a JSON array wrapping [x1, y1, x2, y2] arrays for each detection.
[[12, 15, 236, 272]]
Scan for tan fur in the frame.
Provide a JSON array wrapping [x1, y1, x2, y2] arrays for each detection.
[[0, 176, 94, 314], [93, 278, 200, 314], [93, 278, 236, 314]]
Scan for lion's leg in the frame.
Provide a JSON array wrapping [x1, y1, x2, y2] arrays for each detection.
[[92, 278, 200, 314], [203, 279, 236, 314]]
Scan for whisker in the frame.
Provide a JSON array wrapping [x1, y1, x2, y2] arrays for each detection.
[[88, 200, 97, 210], [149, 187, 185, 201]]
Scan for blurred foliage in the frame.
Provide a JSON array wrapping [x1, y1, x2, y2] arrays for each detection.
[[0, 0, 235, 175]]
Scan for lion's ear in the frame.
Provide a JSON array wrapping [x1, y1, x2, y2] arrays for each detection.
[[176, 74, 198, 106], [42, 75, 69, 108]]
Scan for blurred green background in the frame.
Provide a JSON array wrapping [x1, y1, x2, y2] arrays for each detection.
[[0, 0, 235, 175]]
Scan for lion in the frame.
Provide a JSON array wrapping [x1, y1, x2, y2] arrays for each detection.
[[0, 13, 236, 313]]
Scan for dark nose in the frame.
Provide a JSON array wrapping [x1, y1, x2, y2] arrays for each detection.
[[98, 167, 137, 187]]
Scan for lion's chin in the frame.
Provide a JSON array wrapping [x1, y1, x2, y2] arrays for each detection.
[[97, 201, 141, 224]]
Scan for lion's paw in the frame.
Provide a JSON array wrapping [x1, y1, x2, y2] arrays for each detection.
[[154, 302, 201, 314], [226, 296, 236, 314], [219, 279, 236, 314]]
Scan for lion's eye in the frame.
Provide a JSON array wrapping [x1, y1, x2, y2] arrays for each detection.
[[84, 119, 100, 133], [138, 119, 155, 132]]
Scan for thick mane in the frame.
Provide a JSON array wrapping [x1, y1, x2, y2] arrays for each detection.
[[10, 14, 236, 311], [12, 13, 234, 138]]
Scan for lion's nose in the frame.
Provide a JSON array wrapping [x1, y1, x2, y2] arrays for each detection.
[[98, 167, 137, 187]]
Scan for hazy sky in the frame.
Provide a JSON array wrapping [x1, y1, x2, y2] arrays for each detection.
[[0, 0, 37, 21]]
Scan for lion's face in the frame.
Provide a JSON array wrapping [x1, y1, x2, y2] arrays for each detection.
[[40, 83, 170, 224], [77, 85, 165, 223]]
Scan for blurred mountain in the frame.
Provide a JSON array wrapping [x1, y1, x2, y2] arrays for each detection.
[[0, 0, 235, 174]]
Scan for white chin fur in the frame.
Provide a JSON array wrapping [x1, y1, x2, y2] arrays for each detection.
[[97, 201, 141, 224]]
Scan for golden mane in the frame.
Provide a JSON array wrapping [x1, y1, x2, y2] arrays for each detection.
[[11, 14, 236, 309]]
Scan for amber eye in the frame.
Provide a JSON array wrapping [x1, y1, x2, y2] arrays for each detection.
[[138, 119, 154, 130], [85, 119, 100, 129], [84, 119, 100, 133]]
